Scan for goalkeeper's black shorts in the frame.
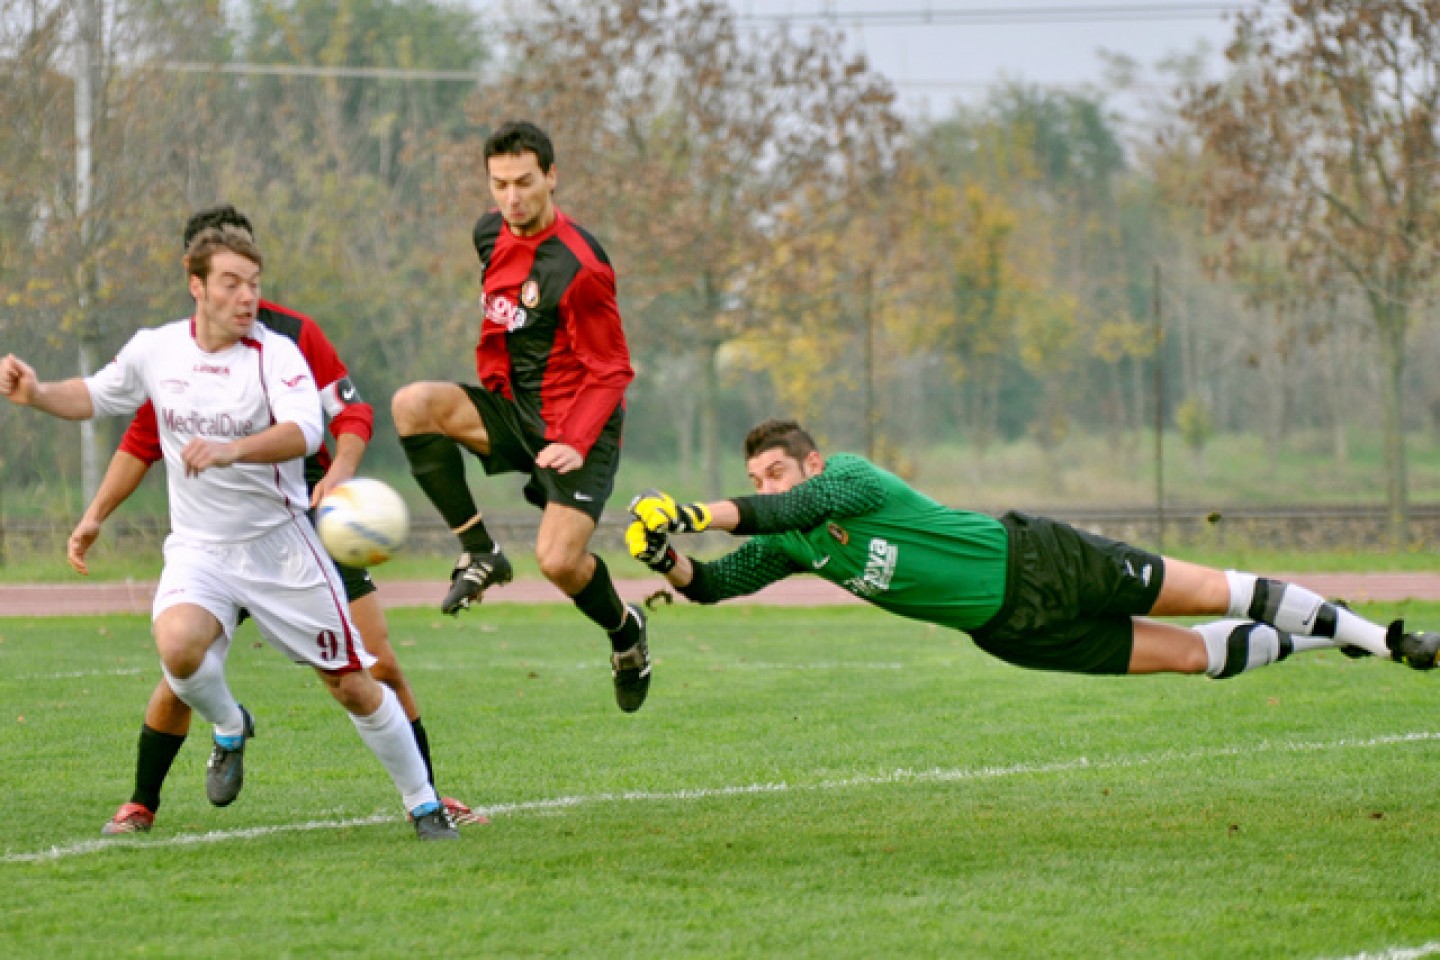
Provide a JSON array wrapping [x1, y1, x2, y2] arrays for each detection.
[[968, 511, 1165, 676], [459, 383, 623, 522]]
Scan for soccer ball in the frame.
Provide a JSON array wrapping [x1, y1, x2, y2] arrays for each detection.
[[317, 478, 410, 568]]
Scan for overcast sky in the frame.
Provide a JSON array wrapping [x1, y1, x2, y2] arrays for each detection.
[[473, 1, 1252, 118]]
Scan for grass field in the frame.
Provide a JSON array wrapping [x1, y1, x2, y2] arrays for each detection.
[[5, 602, 1440, 958]]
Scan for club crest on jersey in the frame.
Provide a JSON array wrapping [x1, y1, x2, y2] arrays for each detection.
[[520, 278, 540, 308], [483, 293, 529, 332], [827, 522, 849, 545]]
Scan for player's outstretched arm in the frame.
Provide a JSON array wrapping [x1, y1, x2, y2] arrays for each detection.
[[629, 489, 737, 534], [68, 451, 150, 575], [0, 355, 94, 419]]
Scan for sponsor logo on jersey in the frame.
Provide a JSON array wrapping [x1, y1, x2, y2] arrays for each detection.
[[827, 522, 849, 545], [483, 293, 529, 332], [520, 278, 541, 308], [160, 378, 189, 394], [843, 537, 898, 598], [162, 407, 257, 439], [193, 363, 230, 377]]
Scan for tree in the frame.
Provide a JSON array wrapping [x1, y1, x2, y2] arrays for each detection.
[[1183, 0, 1440, 544], [0, 0, 228, 491]]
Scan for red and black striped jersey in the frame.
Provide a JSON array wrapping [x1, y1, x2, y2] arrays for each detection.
[[118, 300, 373, 481], [472, 207, 634, 458]]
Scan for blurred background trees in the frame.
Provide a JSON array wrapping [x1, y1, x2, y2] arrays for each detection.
[[4, 0, 1440, 538]]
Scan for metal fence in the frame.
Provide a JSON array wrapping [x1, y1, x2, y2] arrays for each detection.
[[4, 504, 1440, 564]]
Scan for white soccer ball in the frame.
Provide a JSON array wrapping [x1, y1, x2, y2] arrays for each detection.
[[317, 478, 410, 568]]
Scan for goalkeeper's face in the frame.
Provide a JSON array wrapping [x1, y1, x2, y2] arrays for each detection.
[[746, 448, 823, 494]]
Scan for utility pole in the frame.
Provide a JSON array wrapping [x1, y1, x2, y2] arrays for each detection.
[[75, 0, 102, 500], [864, 267, 876, 461], [1153, 262, 1165, 552]]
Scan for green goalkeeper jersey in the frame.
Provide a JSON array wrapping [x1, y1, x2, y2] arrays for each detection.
[[690, 453, 1010, 632]]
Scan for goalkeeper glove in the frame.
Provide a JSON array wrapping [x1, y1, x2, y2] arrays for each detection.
[[628, 488, 713, 534], [626, 519, 678, 573]]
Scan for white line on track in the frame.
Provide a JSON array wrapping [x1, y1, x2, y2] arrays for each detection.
[[6, 729, 1440, 864]]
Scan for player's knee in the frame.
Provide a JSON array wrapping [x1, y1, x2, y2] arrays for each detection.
[[367, 650, 403, 686], [1178, 634, 1211, 674], [537, 548, 584, 590], [390, 382, 427, 432], [317, 668, 377, 712]]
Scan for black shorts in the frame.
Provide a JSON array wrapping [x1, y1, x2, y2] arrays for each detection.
[[459, 383, 623, 522], [968, 512, 1165, 676]]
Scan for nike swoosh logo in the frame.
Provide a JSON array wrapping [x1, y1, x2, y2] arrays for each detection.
[[812, 556, 830, 569], [573, 492, 594, 502]]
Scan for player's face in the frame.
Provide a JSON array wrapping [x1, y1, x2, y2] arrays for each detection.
[[487, 151, 556, 237], [190, 251, 260, 349], [746, 447, 822, 494]]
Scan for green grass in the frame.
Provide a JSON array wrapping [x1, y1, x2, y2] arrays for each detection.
[[4, 603, 1440, 957]]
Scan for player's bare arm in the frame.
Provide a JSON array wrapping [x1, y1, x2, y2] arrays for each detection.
[[312, 431, 366, 506], [68, 451, 150, 575], [181, 422, 309, 477], [0, 355, 95, 419]]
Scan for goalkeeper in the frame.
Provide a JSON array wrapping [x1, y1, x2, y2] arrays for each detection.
[[626, 418, 1440, 679]]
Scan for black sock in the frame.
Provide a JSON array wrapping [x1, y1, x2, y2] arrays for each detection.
[[410, 718, 435, 787], [572, 554, 635, 651], [399, 433, 494, 551], [132, 724, 187, 812]]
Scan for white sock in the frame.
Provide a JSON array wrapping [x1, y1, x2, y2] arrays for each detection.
[[1197, 619, 1292, 679], [164, 651, 245, 736], [1224, 570, 1388, 656], [349, 684, 438, 812]]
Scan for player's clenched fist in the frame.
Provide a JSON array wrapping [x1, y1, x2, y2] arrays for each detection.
[[628, 488, 712, 534], [0, 354, 37, 404], [626, 520, 677, 573]]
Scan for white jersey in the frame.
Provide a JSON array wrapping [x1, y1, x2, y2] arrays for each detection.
[[85, 318, 324, 543]]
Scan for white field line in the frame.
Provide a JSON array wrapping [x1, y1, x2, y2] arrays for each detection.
[[6, 729, 1440, 864], [1318, 943, 1440, 960], [14, 662, 906, 681], [12, 667, 146, 681]]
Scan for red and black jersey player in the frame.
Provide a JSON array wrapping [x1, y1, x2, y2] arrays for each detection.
[[392, 120, 650, 712]]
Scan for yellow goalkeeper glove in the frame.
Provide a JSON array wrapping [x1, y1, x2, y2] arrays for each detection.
[[626, 519, 677, 573], [628, 488, 712, 534]]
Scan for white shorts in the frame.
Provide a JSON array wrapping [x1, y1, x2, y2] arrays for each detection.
[[154, 518, 375, 674]]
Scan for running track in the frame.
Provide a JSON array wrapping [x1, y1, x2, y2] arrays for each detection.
[[3, 572, 1440, 616]]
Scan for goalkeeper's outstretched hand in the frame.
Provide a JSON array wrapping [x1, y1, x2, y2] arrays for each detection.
[[628, 488, 712, 534], [626, 520, 677, 573]]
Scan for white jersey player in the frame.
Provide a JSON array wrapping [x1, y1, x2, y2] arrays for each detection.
[[0, 226, 458, 840]]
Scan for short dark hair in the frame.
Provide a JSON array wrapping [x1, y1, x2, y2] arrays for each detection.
[[183, 205, 253, 250], [484, 120, 555, 172], [744, 419, 819, 462], [186, 225, 263, 280]]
